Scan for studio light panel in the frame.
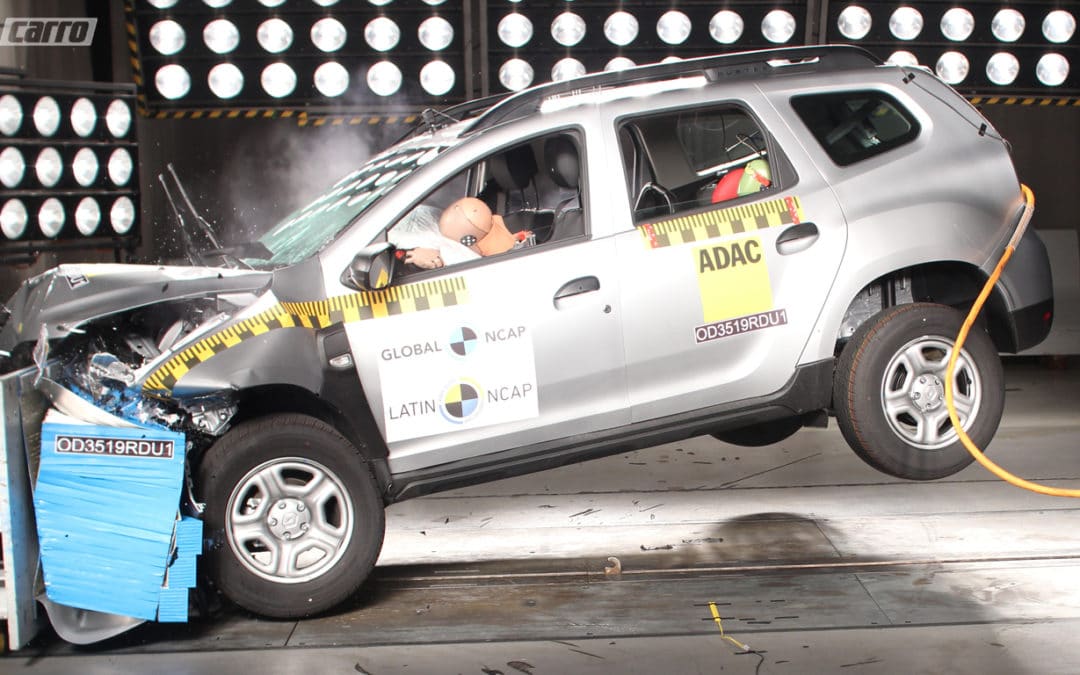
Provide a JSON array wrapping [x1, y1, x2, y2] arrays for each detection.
[[133, 1, 468, 109], [488, 1, 810, 92], [825, 2, 1077, 93], [0, 84, 138, 248]]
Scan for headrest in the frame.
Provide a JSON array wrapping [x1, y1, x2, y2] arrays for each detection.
[[488, 144, 537, 191], [544, 136, 580, 190]]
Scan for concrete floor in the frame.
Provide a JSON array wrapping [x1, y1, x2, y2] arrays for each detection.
[[2, 358, 1079, 673]]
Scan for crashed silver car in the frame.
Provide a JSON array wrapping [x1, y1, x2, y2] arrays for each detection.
[[0, 47, 1054, 620]]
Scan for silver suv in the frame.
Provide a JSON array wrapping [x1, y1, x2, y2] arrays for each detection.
[[0, 46, 1054, 620]]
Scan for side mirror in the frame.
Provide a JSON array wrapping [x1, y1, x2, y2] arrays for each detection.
[[341, 242, 396, 291]]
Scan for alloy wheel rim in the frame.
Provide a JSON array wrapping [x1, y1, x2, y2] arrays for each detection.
[[226, 457, 354, 584], [880, 335, 983, 450]]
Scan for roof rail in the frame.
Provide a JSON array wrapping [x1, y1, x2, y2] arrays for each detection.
[[470, 45, 880, 134]]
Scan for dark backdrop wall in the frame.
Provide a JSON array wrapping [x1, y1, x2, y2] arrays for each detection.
[[983, 104, 1080, 230]]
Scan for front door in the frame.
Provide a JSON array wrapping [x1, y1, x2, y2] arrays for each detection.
[[344, 132, 629, 475]]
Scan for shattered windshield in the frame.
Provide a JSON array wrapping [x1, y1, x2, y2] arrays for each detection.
[[247, 143, 447, 268]]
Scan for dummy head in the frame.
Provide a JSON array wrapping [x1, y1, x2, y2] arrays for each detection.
[[439, 197, 516, 256]]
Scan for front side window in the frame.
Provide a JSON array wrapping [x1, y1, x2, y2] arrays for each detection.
[[250, 143, 448, 268], [387, 130, 586, 275], [791, 91, 919, 167]]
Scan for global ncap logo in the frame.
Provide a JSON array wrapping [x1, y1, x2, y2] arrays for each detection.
[[440, 379, 483, 424], [448, 326, 478, 358]]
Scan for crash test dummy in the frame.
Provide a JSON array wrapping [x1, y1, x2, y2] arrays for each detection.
[[404, 197, 531, 270]]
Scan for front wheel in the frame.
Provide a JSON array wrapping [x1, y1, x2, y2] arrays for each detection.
[[198, 413, 385, 618], [834, 303, 1004, 480]]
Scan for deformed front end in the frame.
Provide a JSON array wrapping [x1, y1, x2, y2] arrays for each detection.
[[0, 262, 273, 436]]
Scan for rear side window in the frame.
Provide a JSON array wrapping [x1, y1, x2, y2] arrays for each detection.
[[791, 91, 918, 166], [675, 108, 764, 175]]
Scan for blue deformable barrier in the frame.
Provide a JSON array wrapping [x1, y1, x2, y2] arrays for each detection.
[[34, 410, 196, 621]]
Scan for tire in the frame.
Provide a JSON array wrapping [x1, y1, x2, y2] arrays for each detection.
[[834, 303, 1004, 480], [198, 413, 385, 618], [713, 417, 802, 447]]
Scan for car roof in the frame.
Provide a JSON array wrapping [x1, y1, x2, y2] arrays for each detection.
[[469, 45, 882, 134]]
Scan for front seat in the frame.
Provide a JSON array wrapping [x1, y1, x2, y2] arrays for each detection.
[[487, 144, 543, 234], [543, 135, 584, 242]]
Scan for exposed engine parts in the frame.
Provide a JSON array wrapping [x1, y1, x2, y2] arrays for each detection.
[[36, 300, 239, 439]]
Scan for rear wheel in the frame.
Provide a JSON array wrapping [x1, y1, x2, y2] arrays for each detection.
[[198, 413, 384, 618], [834, 303, 1004, 480]]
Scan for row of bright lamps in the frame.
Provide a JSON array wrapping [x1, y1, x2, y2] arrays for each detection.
[[1, 196, 135, 239], [838, 7, 1075, 43], [502, 52, 1070, 93], [149, 16, 456, 56], [498, 10, 798, 49], [151, 5, 1074, 50], [0, 146, 132, 188], [0, 94, 131, 138], [156, 59, 454, 99], [887, 51, 1071, 87]]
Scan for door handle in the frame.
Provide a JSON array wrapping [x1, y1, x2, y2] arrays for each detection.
[[775, 222, 819, 255], [553, 276, 600, 307]]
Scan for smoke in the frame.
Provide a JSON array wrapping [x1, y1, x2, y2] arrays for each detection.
[[138, 114, 409, 262], [213, 120, 398, 245]]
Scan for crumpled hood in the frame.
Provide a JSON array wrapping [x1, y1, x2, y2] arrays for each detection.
[[0, 263, 272, 352]]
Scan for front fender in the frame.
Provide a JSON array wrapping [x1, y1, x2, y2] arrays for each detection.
[[156, 322, 388, 461]]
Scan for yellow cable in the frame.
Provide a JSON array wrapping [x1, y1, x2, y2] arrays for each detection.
[[945, 184, 1080, 497], [708, 602, 752, 652]]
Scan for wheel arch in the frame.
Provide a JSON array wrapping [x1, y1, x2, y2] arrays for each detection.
[[225, 383, 391, 493], [835, 261, 1017, 355]]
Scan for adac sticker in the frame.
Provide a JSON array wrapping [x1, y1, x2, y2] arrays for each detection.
[[695, 236, 771, 322], [378, 320, 538, 442], [693, 235, 787, 343]]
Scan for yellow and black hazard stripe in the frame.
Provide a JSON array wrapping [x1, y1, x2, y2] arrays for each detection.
[[968, 95, 1080, 107], [141, 108, 421, 126], [143, 277, 468, 395], [150, 109, 299, 121], [296, 112, 419, 127], [640, 196, 804, 250], [123, 4, 148, 117]]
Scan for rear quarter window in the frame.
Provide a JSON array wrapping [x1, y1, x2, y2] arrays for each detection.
[[791, 91, 919, 167]]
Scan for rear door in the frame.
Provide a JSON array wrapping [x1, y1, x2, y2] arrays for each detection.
[[612, 92, 848, 421]]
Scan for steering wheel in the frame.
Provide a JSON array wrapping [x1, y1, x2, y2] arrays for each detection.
[[634, 181, 676, 215]]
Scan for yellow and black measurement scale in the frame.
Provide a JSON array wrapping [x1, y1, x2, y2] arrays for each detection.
[[143, 277, 468, 394], [640, 196, 804, 249]]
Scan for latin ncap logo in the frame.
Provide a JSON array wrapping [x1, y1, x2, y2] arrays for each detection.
[[0, 18, 97, 46]]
